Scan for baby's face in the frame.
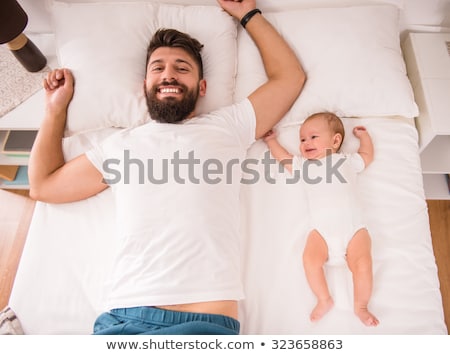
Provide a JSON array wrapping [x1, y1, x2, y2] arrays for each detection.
[[299, 119, 340, 159]]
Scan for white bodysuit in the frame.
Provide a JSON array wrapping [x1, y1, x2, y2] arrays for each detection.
[[293, 153, 366, 265]]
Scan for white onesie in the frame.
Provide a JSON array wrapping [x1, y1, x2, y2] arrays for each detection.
[[293, 153, 366, 265]]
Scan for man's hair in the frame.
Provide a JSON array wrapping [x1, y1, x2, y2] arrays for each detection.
[[305, 112, 345, 150], [146, 28, 204, 79]]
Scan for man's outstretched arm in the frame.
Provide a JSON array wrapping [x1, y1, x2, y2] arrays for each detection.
[[217, 0, 306, 139], [28, 68, 107, 203]]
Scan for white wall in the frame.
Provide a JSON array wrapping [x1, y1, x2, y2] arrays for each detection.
[[18, 0, 450, 34], [401, 0, 450, 30]]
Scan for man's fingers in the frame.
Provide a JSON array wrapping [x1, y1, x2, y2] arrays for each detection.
[[43, 78, 50, 91], [46, 70, 59, 89], [62, 68, 74, 88], [45, 69, 72, 90]]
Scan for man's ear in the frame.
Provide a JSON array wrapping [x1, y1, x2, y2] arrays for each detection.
[[199, 79, 207, 97]]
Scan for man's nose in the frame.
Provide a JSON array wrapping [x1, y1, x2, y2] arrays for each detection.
[[162, 67, 177, 82]]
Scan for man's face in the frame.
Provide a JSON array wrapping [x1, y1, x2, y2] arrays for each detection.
[[144, 47, 206, 123]]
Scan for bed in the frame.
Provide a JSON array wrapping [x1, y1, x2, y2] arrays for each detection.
[[7, 0, 447, 334]]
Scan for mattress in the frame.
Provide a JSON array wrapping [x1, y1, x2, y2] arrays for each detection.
[[8, 117, 447, 334], [238, 117, 446, 334]]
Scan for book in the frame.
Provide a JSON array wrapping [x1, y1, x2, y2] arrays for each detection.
[[1, 166, 29, 186], [0, 165, 19, 181], [1, 130, 38, 156]]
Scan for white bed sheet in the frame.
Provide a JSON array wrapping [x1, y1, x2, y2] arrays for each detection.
[[238, 117, 447, 334], [9, 117, 447, 334]]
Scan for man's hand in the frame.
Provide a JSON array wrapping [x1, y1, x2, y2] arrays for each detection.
[[43, 68, 74, 115], [216, 0, 256, 20]]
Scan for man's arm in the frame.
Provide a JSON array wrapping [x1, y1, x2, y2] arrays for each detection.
[[217, 0, 306, 139], [28, 68, 107, 203]]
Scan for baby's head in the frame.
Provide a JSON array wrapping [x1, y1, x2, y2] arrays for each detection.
[[299, 112, 345, 159]]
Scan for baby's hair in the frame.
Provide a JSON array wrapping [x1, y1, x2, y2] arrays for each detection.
[[305, 112, 345, 151]]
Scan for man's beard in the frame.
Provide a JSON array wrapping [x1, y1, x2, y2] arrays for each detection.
[[145, 81, 199, 124]]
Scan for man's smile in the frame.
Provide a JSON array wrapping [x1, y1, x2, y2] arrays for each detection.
[[159, 87, 182, 94]]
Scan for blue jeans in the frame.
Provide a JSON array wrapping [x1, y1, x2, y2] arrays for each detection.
[[93, 306, 240, 335]]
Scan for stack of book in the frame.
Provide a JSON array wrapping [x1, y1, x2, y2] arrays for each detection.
[[0, 130, 37, 187]]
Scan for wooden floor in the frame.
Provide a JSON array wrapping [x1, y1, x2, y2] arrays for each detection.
[[0, 189, 35, 310], [427, 200, 450, 333], [0, 189, 449, 333]]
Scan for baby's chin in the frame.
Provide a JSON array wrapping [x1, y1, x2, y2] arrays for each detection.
[[302, 149, 335, 160]]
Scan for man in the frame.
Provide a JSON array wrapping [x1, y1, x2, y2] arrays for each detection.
[[29, 0, 305, 334]]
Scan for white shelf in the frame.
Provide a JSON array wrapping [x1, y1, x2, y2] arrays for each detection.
[[0, 155, 30, 166], [403, 32, 450, 200], [420, 135, 450, 174], [423, 174, 450, 200], [0, 89, 46, 130]]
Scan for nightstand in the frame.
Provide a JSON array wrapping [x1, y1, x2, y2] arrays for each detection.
[[0, 34, 57, 189], [402, 32, 450, 200], [0, 91, 45, 189]]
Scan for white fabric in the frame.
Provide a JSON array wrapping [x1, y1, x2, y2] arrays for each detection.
[[238, 117, 446, 334], [292, 153, 366, 265], [235, 5, 418, 127], [49, 1, 417, 135], [84, 99, 255, 309], [51, 1, 238, 135], [9, 117, 447, 334], [26, 0, 404, 35]]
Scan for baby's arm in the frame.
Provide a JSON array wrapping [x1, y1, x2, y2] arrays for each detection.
[[353, 126, 374, 167], [263, 130, 294, 173]]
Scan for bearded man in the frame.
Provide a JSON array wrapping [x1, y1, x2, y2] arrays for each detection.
[[28, 0, 305, 335]]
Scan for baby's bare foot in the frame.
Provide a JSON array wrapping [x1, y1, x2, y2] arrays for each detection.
[[355, 307, 379, 326], [310, 297, 334, 322]]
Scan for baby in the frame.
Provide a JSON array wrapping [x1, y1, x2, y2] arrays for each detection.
[[264, 112, 379, 327]]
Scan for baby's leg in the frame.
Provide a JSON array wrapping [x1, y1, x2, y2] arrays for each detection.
[[346, 228, 379, 326], [303, 229, 334, 322]]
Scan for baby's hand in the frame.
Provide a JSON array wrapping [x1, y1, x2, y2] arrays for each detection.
[[353, 126, 368, 138], [263, 129, 277, 142]]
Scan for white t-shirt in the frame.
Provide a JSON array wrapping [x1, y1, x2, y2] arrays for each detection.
[[86, 99, 256, 310]]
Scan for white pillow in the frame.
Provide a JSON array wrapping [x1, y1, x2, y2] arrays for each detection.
[[51, 1, 237, 135], [234, 4, 418, 127]]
